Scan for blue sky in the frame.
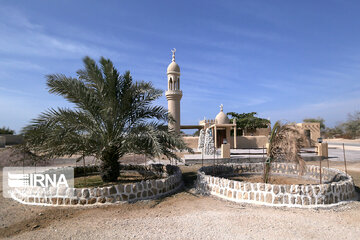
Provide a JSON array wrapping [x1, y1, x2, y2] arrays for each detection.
[[1, 0, 360, 133]]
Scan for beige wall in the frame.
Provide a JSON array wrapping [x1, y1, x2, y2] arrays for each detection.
[[183, 136, 268, 149], [296, 123, 320, 147], [0, 134, 23, 145], [183, 136, 199, 149], [230, 136, 268, 149], [243, 127, 271, 136]]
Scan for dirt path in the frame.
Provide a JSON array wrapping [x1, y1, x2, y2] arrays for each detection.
[[1, 163, 360, 239]]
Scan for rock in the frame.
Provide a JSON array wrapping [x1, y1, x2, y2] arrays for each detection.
[[32, 225, 40, 230], [116, 184, 124, 193], [137, 182, 143, 191], [243, 192, 249, 200], [116, 195, 121, 201], [260, 193, 265, 202], [71, 199, 78, 205], [273, 195, 283, 204], [313, 186, 320, 195], [57, 198, 63, 205], [273, 186, 280, 194], [132, 185, 137, 193], [121, 194, 128, 201], [109, 186, 117, 195], [250, 192, 254, 200], [82, 189, 90, 198], [129, 194, 136, 200], [283, 195, 289, 204], [265, 193, 272, 203], [96, 188, 102, 197], [125, 185, 131, 194]]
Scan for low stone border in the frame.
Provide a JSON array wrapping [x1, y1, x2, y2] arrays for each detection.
[[196, 163, 356, 208], [10, 164, 183, 206]]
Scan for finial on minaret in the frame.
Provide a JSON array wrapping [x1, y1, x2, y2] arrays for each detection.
[[171, 48, 176, 62], [220, 104, 223, 112]]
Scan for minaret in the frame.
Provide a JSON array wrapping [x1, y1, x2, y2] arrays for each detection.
[[166, 48, 182, 133]]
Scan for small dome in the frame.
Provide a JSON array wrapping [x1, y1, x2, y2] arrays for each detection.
[[215, 104, 230, 124], [167, 61, 180, 73]]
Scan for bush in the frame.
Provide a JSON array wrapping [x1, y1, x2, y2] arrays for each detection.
[[0, 127, 15, 135]]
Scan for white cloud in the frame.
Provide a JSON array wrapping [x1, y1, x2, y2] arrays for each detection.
[[261, 97, 360, 127]]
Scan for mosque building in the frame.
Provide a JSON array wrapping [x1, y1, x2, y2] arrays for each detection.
[[164, 49, 320, 149]]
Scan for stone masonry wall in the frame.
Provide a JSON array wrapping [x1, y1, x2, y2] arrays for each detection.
[[196, 163, 356, 207], [10, 165, 183, 206]]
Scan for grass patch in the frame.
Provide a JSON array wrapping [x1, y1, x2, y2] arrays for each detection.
[[74, 171, 163, 188]]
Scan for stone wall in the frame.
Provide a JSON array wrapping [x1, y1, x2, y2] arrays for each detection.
[[10, 165, 183, 206], [196, 163, 356, 207]]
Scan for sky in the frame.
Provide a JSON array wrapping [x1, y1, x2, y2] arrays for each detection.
[[1, 0, 360, 133]]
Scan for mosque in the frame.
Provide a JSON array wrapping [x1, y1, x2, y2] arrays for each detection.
[[164, 49, 320, 150]]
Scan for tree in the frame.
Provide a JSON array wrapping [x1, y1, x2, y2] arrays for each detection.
[[22, 56, 191, 182], [303, 117, 325, 131], [264, 121, 306, 183], [322, 111, 360, 139], [0, 127, 15, 135], [227, 112, 270, 133], [343, 111, 360, 139]]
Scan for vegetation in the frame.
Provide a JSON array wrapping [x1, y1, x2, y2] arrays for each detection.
[[323, 111, 360, 139], [227, 112, 270, 134], [0, 127, 15, 135], [22, 56, 191, 182], [264, 121, 306, 183], [303, 117, 326, 131]]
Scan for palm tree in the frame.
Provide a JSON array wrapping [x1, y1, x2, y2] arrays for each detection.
[[22, 56, 191, 182], [264, 121, 306, 183]]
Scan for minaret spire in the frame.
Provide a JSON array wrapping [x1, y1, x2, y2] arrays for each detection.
[[171, 48, 176, 62]]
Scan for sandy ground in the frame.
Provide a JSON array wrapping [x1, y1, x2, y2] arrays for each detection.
[[1, 143, 360, 240]]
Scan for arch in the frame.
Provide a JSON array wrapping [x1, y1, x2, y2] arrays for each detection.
[[177, 77, 180, 89], [169, 77, 173, 90]]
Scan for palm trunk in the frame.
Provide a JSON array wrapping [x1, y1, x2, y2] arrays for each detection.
[[263, 161, 271, 183], [100, 146, 120, 182]]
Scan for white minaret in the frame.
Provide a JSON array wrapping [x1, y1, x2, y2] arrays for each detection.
[[166, 48, 182, 133]]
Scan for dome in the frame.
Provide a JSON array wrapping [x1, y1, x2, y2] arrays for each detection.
[[215, 105, 230, 124], [167, 61, 180, 73]]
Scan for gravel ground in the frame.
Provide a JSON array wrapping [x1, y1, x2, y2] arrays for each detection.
[[2, 192, 360, 240]]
